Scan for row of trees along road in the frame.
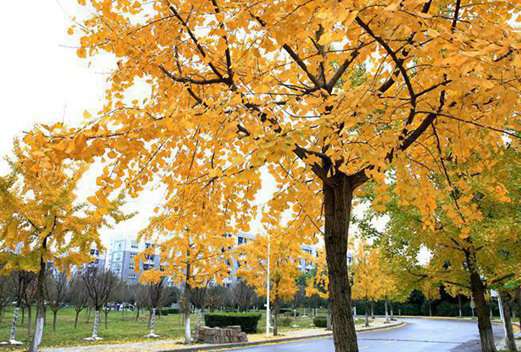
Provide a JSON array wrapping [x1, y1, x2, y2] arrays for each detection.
[[1, 1, 520, 352], [0, 266, 187, 346], [358, 146, 521, 352]]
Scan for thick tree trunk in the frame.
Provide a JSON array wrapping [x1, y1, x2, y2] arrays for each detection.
[[21, 306, 25, 325], [273, 302, 279, 336], [323, 176, 359, 352], [469, 269, 497, 352], [384, 300, 389, 323], [135, 307, 140, 321], [390, 302, 395, 321], [499, 292, 517, 352]]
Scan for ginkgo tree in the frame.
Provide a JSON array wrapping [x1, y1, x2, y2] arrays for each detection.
[[139, 183, 235, 344], [351, 244, 383, 327], [0, 137, 127, 352], [238, 225, 308, 336], [305, 249, 331, 329], [32, 1, 521, 351], [365, 146, 521, 352]]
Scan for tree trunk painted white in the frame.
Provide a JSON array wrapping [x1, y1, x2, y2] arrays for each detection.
[[145, 308, 159, 338], [29, 314, 44, 352], [85, 310, 102, 341], [3, 307, 22, 345], [384, 300, 390, 323], [353, 306, 357, 319], [184, 312, 191, 344], [326, 308, 332, 331]]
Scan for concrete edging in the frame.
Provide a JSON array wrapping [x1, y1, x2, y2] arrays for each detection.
[[162, 321, 406, 352]]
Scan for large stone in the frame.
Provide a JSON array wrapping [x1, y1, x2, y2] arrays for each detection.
[[195, 326, 248, 344]]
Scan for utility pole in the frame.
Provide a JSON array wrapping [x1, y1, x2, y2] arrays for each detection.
[[266, 232, 271, 337]]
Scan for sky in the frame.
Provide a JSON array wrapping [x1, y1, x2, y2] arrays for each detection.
[[0, 1, 280, 246], [0, 1, 138, 245], [0, 1, 389, 250]]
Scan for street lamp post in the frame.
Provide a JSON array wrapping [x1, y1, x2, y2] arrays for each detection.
[[266, 232, 271, 337]]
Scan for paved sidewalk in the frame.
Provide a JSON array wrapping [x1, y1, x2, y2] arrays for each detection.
[[41, 319, 403, 352]]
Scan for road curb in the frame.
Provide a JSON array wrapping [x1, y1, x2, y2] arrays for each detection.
[[161, 321, 406, 352], [400, 315, 511, 327]]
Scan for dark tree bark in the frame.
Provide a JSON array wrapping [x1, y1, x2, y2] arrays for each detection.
[[364, 299, 369, 327], [74, 310, 81, 329], [27, 305, 32, 337], [273, 300, 280, 336], [52, 311, 58, 332], [469, 268, 497, 352], [323, 176, 359, 352], [104, 307, 109, 329]]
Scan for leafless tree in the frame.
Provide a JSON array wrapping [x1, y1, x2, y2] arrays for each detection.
[[7, 271, 36, 344], [144, 278, 167, 338], [67, 274, 89, 329], [0, 274, 13, 324], [231, 281, 256, 311], [82, 268, 119, 340], [134, 284, 149, 321], [191, 285, 208, 312], [47, 271, 69, 331], [206, 286, 227, 312]]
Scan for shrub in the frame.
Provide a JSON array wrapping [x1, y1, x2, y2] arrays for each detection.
[[313, 316, 327, 328], [279, 308, 300, 316], [204, 312, 262, 333]]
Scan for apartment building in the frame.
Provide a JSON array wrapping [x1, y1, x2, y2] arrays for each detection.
[[109, 238, 160, 284]]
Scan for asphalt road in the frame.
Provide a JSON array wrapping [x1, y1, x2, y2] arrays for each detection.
[[228, 318, 501, 352]]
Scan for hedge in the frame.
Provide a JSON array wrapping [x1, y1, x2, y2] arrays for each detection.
[[313, 316, 328, 328], [279, 308, 300, 316], [204, 312, 262, 333], [158, 308, 179, 316]]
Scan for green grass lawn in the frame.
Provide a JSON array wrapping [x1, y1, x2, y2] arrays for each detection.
[[0, 307, 191, 348], [0, 307, 331, 349]]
